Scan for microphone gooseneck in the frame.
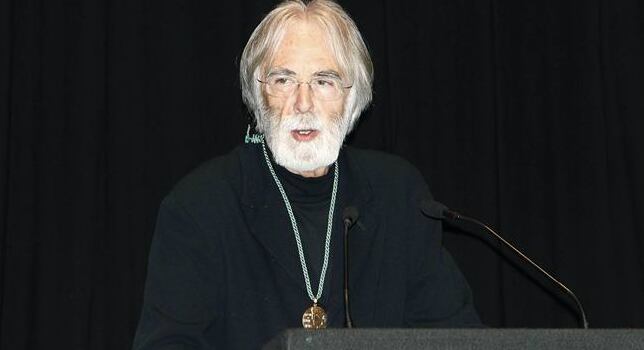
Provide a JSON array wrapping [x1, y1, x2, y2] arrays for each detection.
[[342, 206, 359, 328], [421, 199, 589, 329]]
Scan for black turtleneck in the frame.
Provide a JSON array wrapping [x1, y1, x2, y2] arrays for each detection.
[[273, 161, 335, 283]]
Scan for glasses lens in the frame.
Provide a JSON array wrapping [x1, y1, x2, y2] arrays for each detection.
[[310, 78, 342, 100], [266, 76, 296, 97]]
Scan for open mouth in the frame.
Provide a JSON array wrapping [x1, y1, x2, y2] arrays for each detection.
[[290, 129, 319, 141]]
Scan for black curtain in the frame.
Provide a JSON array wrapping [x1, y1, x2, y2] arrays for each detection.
[[1, 0, 642, 348]]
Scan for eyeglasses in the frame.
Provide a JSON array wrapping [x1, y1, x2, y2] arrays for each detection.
[[257, 75, 352, 101]]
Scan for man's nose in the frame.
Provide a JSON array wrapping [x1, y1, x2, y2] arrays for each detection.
[[294, 83, 313, 113]]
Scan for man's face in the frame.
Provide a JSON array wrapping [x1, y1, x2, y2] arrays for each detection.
[[261, 19, 350, 176]]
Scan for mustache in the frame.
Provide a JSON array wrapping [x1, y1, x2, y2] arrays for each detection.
[[277, 113, 325, 131]]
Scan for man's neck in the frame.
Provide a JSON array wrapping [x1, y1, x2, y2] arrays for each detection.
[[285, 165, 330, 178]]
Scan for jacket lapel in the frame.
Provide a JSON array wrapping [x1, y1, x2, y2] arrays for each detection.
[[338, 148, 384, 325], [239, 145, 308, 293]]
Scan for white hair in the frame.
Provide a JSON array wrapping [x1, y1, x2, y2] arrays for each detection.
[[239, 0, 374, 133]]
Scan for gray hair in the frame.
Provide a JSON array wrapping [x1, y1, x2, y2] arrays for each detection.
[[240, 0, 374, 133]]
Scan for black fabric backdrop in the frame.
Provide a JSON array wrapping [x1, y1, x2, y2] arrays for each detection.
[[1, 0, 643, 348]]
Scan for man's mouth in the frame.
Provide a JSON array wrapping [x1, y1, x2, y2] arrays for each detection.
[[290, 129, 319, 142]]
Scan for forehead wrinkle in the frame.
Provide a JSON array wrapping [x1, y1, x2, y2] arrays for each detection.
[[269, 18, 340, 71]]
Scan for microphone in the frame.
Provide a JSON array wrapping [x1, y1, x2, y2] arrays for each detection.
[[342, 206, 359, 328], [421, 199, 589, 329]]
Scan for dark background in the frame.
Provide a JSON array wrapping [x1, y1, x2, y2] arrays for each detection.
[[1, 0, 643, 348]]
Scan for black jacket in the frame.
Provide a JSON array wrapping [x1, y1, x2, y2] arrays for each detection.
[[133, 144, 480, 349]]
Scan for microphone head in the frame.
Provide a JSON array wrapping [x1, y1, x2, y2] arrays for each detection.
[[343, 206, 360, 225], [420, 198, 448, 220]]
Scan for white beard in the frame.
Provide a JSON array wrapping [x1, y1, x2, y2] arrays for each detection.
[[260, 109, 350, 173]]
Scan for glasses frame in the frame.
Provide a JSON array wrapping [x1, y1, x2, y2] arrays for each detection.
[[257, 75, 353, 101]]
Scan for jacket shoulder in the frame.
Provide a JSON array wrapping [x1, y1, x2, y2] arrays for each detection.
[[344, 146, 427, 188], [165, 145, 244, 208]]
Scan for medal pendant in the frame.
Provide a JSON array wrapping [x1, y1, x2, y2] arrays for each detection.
[[302, 303, 327, 329]]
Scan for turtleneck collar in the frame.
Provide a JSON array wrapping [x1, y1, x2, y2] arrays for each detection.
[[266, 147, 336, 205]]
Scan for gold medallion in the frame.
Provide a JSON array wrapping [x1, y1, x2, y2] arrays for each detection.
[[302, 303, 328, 329]]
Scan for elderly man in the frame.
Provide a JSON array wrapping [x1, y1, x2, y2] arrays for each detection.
[[133, 0, 480, 348]]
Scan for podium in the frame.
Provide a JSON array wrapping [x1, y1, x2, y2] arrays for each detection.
[[263, 329, 644, 349]]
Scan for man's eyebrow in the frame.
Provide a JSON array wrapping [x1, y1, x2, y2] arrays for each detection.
[[266, 68, 342, 79], [313, 70, 341, 79], [266, 68, 296, 77]]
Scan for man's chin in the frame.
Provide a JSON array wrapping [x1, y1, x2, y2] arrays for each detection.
[[264, 119, 347, 174], [270, 139, 338, 173], [275, 148, 333, 173]]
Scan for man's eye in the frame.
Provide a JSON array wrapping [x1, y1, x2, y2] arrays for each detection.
[[314, 79, 336, 87], [272, 77, 292, 85]]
